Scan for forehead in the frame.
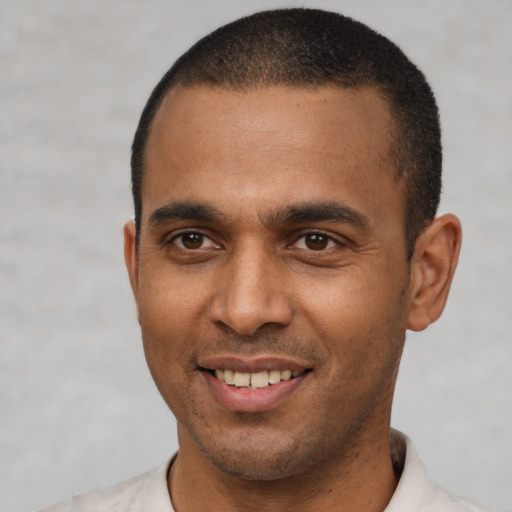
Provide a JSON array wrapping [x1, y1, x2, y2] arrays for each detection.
[[143, 85, 402, 225]]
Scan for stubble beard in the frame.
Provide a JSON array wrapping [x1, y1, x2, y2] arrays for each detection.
[[181, 345, 403, 484], [161, 279, 410, 484]]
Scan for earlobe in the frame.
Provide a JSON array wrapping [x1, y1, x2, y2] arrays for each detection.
[[407, 214, 462, 332], [123, 220, 140, 319]]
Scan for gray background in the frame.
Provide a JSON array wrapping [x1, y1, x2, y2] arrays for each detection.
[[1, 1, 510, 511]]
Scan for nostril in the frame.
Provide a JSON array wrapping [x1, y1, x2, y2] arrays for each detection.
[[207, 263, 294, 337]]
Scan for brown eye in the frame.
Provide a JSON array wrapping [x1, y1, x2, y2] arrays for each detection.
[[172, 232, 213, 250], [304, 233, 330, 250], [182, 233, 203, 249], [294, 232, 337, 251]]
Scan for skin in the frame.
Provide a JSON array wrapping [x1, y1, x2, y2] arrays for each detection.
[[124, 85, 461, 512]]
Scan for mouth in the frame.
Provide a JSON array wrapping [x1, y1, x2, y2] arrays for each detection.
[[204, 368, 311, 389], [197, 356, 313, 412]]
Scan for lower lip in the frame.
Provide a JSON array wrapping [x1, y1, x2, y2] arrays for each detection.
[[202, 371, 309, 413]]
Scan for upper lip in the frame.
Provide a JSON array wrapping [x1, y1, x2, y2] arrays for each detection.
[[197, 355, 312, 373]]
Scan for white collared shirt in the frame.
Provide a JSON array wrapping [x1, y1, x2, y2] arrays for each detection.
[[40, 431, 491, 512]]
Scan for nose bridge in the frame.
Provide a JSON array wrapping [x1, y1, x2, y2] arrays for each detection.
[[209, 240, 292, 335]]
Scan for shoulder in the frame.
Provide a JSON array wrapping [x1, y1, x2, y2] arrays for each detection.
[[387, 430, 493, 512], [38, 458, 174, 512], [427, 488, 493, 512]]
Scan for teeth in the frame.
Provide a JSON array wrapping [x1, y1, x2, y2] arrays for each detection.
[[281, 370, 292, 381], [213, 368, 305, 388], [223, 369, 235, 385], [268, 370, 281, 384], [233, 372, 250, 387], [250, 371, 269, 388]]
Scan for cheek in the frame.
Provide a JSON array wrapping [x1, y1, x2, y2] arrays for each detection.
[[136, 273, 206, 378], [138, 266, 210, 333], [300, 269, 400, 321], [299, 267, 409, 356]]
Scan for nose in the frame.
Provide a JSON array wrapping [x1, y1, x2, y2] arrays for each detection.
[[208, 245, 293, 336]]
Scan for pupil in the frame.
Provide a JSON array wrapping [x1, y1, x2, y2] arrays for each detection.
[[183, 233, 203, 249], [306, 234, 328, 250]]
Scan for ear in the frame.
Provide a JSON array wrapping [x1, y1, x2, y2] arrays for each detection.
[[407, 214, 462, 332], [124, 220, 140, 320]]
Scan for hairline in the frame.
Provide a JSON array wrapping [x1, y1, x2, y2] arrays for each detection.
[[136, 81, 414, 257]]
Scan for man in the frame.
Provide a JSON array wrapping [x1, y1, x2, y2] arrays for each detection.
[[42, 8, 489, 512]]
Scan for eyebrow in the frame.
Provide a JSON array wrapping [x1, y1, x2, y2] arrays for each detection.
[[266, 202, 371, 231], [148, 200, 370, 231], [148, 201, 222, 226]]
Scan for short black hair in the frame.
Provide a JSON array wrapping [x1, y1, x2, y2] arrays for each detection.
[[131, 8, 442, 258]]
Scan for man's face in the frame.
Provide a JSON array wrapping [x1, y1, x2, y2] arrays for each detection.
[[127, 85, 413, 479]]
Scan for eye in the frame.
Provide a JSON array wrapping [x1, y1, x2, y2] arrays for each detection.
[[294, 232, 337, 251], [171, 232, 218, 250]]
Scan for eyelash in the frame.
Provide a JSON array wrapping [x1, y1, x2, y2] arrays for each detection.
[[167, 230, 344, 252], [292, 232, 340, 251], [169, 230, 219, 250]]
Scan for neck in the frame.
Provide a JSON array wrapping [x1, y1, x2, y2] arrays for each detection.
[[169, 423, 399, 512]]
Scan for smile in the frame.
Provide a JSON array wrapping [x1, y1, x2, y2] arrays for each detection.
[[199, 361, 312, 412], [212, 368, 306, 389]]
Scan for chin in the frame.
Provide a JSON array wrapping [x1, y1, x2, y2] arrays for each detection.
[[207, 450, 308, 481], [189, 425, 332, 481]]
